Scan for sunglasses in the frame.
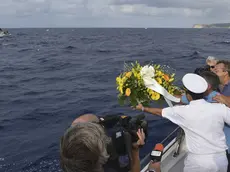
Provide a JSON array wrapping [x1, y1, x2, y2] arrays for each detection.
[[209, 66, 215, 69]]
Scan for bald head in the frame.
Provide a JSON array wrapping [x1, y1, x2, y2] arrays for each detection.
[[71, 114, 99, 126]]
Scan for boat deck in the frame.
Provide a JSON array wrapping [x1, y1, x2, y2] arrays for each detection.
[[141, 127, 187, 172], [161, 139, 187, 172]]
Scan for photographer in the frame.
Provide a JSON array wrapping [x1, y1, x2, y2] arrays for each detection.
[[60, 114, 146, 172]]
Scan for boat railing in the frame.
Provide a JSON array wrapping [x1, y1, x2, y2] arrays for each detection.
[[161, 126, 184, 157], [140, 126, 184, 169]]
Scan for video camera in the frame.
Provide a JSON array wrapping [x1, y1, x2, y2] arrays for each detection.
[[98, 114, 148, 168]]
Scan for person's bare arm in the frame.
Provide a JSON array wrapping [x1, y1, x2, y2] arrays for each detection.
[[213, 95, 230, 107], [130, 129, 145, 172], [130, 149, 140, 172], [136, 104, 162, 116]]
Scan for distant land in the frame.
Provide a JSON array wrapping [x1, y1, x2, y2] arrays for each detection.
[[193, 23, 230, 28]]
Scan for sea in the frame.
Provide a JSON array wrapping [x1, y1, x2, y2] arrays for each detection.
[[0, 28, 230, 172]]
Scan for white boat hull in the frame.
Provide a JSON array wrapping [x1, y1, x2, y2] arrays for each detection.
[[141, 127, 187, 172], [0, 32, 10, 37], [0, 32, 5, 37]]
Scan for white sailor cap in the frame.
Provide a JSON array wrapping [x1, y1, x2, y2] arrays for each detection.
[[182, 73, 208, 94]]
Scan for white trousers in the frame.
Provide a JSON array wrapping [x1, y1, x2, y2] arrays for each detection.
[[183, 152, 228, 172]]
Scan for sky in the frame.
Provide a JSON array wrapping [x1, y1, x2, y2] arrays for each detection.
[[0, 0, 230, 28]]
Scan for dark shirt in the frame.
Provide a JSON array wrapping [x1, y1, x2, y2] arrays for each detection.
[[104, 158, 129, 172], [221, 81, 230, 96]]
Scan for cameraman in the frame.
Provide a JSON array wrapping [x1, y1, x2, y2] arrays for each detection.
[[60, 114, 145, 172]]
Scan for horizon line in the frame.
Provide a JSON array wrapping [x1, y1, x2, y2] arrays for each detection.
[[2, 26, 195, 29]]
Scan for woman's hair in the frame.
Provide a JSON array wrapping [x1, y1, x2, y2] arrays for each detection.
[[60, 122, 111, 172], [206, 56, 218, 64]]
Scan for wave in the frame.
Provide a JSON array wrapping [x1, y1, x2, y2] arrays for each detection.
[[17, 33, 27, 36], [6, 43, 18, 48], [174, 51, 201, 60], [18, 48, 33, 52], [80, 36, 96, 41], [96, 49, 113, 53], [212, 40, 230, 45], [23, 90, 49, 96], [17, 76, 40, 83], [220, 40, 230, 44], [39, 41, 49, 45], [64, 45, 76, 49]]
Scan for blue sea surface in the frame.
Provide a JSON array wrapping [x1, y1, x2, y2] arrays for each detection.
[[0, 28, 230, 172]]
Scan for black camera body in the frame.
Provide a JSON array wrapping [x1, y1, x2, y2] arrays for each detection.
[[99, 114, 148, 146], [99, 114, 148, 167]]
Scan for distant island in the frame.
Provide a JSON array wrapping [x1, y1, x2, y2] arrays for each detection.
[[193, 23, 230, 28]]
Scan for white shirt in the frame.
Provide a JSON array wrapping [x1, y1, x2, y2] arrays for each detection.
[[162, 99, 230, 154]]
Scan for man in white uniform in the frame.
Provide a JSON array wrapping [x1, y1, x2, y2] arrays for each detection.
[[135, 73, 230, 172]]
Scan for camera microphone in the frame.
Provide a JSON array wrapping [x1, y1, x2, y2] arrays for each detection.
[[150, 143, 164, 163]]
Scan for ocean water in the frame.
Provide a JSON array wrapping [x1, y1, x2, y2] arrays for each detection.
[[0, 28, 230, 172]]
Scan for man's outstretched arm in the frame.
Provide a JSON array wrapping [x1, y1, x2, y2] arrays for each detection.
[[135, 104, 163, 116]]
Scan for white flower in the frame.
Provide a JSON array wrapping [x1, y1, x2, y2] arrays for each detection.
[[140, 65, 155, 78]]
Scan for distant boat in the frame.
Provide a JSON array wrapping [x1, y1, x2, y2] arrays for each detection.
[[0, 28, 10, 37]]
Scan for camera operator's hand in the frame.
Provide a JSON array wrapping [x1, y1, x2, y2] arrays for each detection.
[[130, 128, 145, 172], [132, 128, 145, 150]]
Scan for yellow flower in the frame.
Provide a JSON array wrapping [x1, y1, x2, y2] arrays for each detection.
[[150, 90, 156, 95], [118, 85, 123, 94], [132, 69, 139, 78], [168, 78, 174, 82], [157, 71, 163, 76], [151, 92, 160, 100], [156, 77, 162, 84], [122, 76, 127, 82], [163, 74, 170, 81], [116, 76, 121, 83], [136, 73, 141, 80], [169, 90, 175, 95], [125, 72, 132, 78], [147, 89, 152, 95], [125, 88, 131, 96]]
